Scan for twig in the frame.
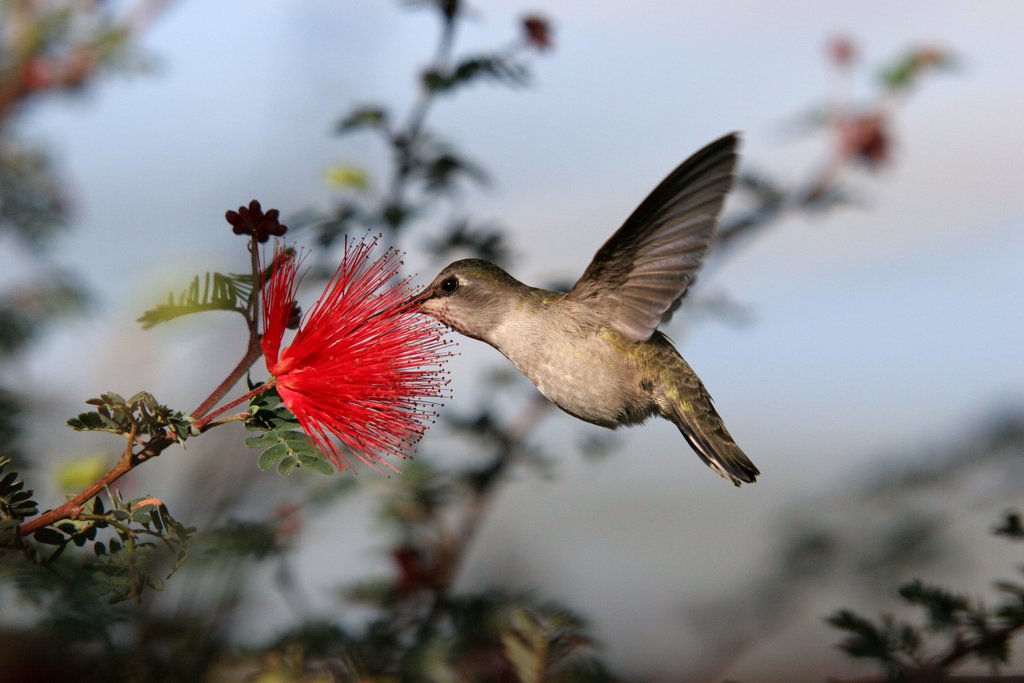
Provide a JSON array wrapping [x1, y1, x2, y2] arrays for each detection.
[[192, 379, 274, 432], [449, 392, 550, 580], [18, 441, 159, 537], [189, 340, 264, 419], [935, 621, 1024, 671], [190, 238, 265, 419], [418, 393, 550, 636], [382, 5, 459, 232]]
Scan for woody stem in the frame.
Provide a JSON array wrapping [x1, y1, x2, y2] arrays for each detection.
[[192, 378, 276, 432], [191, 234, 266, 420]]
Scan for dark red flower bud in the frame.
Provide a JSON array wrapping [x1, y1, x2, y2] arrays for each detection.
[[839, 113, 890, 167], [286, 302, 302, 330], [522, 14, 553, 51], [225, 199, 288, 242]]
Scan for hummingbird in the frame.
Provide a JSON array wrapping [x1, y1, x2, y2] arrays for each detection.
[[410, 133, 758, 485]]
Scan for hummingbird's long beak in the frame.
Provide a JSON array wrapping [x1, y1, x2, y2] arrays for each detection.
[[401, 287, 431, 311]]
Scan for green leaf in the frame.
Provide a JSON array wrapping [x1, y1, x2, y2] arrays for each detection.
[[255, 442, 291, 470], [898, 578, 969, 632], [422, 54, 529, 93], [54, 454, 109, 491], [297, 450, 335, 475], [248, 428, 327, 475], [66, 409, 123, 434], [878, 47, 955, 91], [324, 164, 371, 191], [0, 456, 39, 525], [33, 527, 65, 545], [277, 455, 300, 475], [245, 389, 333, 476], [336, 105, 389, 134], [137, 271, 253, 329], [67, 391, 191, 444]]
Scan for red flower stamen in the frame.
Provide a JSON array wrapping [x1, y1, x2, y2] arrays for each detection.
[[260, 237, 452, 472]]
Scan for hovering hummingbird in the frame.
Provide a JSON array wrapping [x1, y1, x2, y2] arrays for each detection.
[[410, 133, 758, 485]]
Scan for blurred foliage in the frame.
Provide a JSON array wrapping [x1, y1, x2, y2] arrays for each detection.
[[683, 412, 1024, 680], [299, 2, 548, 262], [0, 0, 146, 240], [0, 271, 87, 356], [0, 144, 67, 244], [31, 492, 194, 603], [718, 36, 956, 255], [828, 510, 1024, 680], [0, 455, 38, 545], [0, 0, 152, 457], [423, 218, 514, 266]]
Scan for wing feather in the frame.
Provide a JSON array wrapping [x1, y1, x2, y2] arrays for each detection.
[[567, 133, 740, 341]]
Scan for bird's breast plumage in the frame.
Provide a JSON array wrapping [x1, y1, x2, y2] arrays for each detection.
[[486, 297, 662, 427]]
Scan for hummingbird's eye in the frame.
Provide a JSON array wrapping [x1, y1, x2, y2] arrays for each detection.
[[440, 276, 459, 295]]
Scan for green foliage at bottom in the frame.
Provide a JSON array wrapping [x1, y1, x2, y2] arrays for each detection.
[[827, 509, 1024, 680]]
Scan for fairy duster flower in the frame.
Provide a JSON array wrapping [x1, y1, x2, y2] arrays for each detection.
[[260, 237, 451, 471]]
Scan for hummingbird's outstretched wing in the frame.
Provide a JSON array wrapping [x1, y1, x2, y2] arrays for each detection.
[[567, 133, 739, 342]]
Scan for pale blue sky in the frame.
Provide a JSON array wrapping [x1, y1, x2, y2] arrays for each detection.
[[9, 1, 1024, 678]]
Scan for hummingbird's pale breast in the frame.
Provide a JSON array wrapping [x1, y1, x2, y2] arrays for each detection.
[[487, 294, 657, 427]]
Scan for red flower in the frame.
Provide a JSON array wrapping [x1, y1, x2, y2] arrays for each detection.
[[260, 237, 451, 471]]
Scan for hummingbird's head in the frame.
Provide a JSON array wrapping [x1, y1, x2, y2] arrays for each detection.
[[408, 259, 524, 342]]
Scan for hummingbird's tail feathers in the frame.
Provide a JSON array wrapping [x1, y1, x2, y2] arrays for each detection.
[[669, 401, 759, 486]]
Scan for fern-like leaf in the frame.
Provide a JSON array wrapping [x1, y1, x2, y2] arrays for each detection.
[[137, 272, 253, 329]]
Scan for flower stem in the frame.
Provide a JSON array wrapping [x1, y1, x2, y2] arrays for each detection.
[[192, 233, 266, 420], [192, 379, 275, 432], [190, 341, 264, 419]]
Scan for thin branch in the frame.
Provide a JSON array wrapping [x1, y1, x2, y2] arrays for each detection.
[[419, 393, 551, 635], [19, 449, 139, 536], [448, 392, 550, 580], [191, 237, 265, 419], [192, 379, 274, 432], [935, 621, 1024, 671], [382, 7, 460, 228]]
